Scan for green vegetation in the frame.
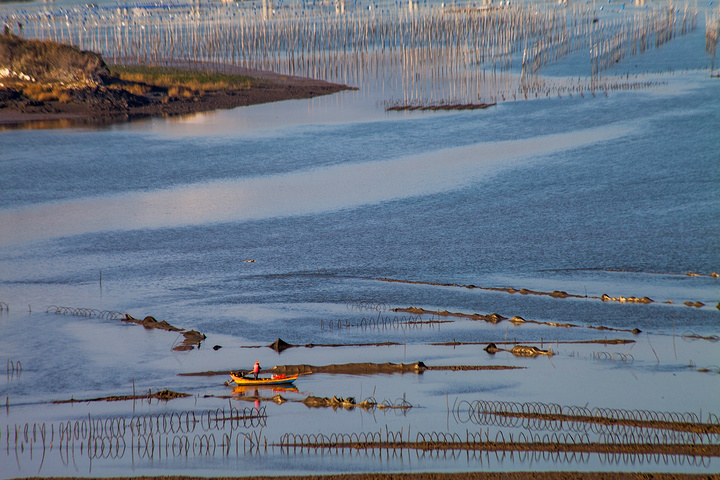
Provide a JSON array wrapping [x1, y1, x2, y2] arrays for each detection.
[[1, 33, 256, 104], [108, 64, 254, 95]]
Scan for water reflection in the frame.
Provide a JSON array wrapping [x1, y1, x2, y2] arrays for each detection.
[[0, 122, 632, 246]]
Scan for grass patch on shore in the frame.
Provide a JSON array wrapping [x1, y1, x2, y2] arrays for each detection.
[[108, 64, 254, 93]]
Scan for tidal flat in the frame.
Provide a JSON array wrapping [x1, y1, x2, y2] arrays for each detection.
[[1, 0, 719, 478]]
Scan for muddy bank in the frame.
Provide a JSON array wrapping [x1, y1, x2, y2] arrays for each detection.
[[393, 307, 641, 334], [0, 79, 351, 127], [12, 474, 720, 480], [52, 388, 189, 404], [180, 361, 524, 377], [257, 338, 402, 352], [229, 391, 412, 411], [376, 277, 710, 309], [123, 314, 206, 350]]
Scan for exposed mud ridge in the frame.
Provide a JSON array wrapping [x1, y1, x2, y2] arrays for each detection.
[[270, 362, 522, 375], [386, 102, 496, 111], [376, 277, 710, 310], [393, 307, 641, 334], [424, 365, 526, 371], [123, 314, 183, 331], [258, 338, 402, 353], [52, 388, 190, 404], [123, 314, 206, 351], [599, 294, 654, 304], [44, 307, 206, 350], [604, 269, 719, 278], [483, 343, 555, 357], [226, 388, 411, 411], [302, 395, 378, 410], [15, 473, 720, 480], [432, 338, 635, 346], [125, 315, 205, 350], [179, 361, 524, 377], [172, 329, 207, 351]]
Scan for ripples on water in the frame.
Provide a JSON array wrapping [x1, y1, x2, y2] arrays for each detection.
[[0, 1, 719, 477]]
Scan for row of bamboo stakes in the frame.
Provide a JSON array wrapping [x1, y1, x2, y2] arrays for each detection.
[[2, 0, 713, 106], [708, 10, 720, 57]]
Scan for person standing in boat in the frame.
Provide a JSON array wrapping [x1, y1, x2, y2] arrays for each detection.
[[252, 361, 261, 380]]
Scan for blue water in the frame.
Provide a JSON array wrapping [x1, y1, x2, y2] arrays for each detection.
[[0, 5, 719, 477]]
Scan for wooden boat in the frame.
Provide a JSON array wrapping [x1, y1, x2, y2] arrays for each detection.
[[229, 372, 299, 386]]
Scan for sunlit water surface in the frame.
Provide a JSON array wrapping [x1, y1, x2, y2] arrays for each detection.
[[1, 6, 719, 477]]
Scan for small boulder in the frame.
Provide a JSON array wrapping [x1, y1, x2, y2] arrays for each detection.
[[268, 338, 293, 352]]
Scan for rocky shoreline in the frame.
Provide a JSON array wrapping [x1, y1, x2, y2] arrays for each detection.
[[0, 34, 354, 127], [0, 75, 352, 127]]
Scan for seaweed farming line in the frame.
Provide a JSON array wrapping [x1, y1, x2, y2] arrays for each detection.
[[274, 441, 715, 467], [706, 9, 719, 56], [3, 406, 266, 448], [46, 305, 126, 320], [320, 313, 449, 331], [572, 350, 635, 363], [459, 410, 717, 445], [415, 446, 714, 467], [3, 1, 700, 106], [453, 400, 720, 436], [272, 427, 719, 457], [3, 427, 269, 466], [413, 446, 712, 467], [345, 300, 391, 312], [682, 331, 720, 342], [378, 276, 712, 312], [3, 428, 713, 472], [2, 407, 268, 469]]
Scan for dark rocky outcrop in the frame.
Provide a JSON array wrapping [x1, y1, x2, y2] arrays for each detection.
[[1, 33, 110, 84]]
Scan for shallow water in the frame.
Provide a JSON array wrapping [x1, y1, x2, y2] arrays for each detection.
[[1, 1, 720, 477]]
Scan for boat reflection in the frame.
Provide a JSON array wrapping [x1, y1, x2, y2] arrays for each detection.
[[232, 385, 299, 396]]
